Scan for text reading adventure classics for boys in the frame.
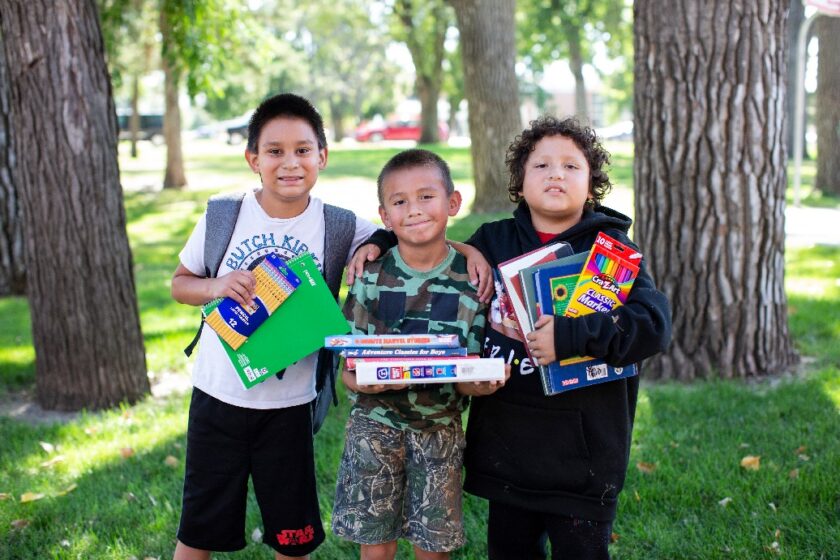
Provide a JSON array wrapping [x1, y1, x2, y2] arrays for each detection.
[[216, 252, 349, 389]]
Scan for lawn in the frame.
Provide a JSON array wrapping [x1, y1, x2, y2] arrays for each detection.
[[1, 139, 838, 559]]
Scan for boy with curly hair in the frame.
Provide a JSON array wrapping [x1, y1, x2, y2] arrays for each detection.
[[462, 116, 671, 559]]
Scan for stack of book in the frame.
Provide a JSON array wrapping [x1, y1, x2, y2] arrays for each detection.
[[325, 334, 505, 385], [498, 232, 642, 396]]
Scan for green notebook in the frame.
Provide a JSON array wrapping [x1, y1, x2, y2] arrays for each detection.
[[209, 252, 349, 389]]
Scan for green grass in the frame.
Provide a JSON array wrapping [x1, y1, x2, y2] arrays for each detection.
[[1, 140, 838, 558]]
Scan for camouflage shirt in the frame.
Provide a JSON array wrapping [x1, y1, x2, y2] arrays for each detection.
[[344, 246, 487, 432]]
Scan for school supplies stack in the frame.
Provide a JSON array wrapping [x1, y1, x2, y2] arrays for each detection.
[[512, 232, 642, 396], [215, 252, 349, 389], [324, 334, 504, 385], [496, 241, 573, 339], [203, 253, 301, 350]]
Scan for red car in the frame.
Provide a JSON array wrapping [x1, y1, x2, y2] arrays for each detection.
[[354, 120, 449, 142]]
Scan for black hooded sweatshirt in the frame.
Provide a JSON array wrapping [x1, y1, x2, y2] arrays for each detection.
[[463, 201, 671, 522]]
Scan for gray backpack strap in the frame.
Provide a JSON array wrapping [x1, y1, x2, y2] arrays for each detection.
[[312, 204, 356, 432], [322, 203, 356, 297], [203, 191, 247, 278], [184, 191, 246, 357]]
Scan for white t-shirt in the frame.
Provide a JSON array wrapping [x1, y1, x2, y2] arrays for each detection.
[[179, 192, 378, 409]]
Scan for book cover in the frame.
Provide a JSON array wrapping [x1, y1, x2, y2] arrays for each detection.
[[534, 253, 588, 319], [218, 252, 350, 389], [203, 253, 301, 350], [355, 357, 505, 385], [340, 346, 468, 359], [325, 334, 461, 349], [345, 350, 467, 370], [496, 242, 573, 340]]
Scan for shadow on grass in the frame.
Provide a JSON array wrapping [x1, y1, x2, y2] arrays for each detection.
[[613, 372, 840, 559]]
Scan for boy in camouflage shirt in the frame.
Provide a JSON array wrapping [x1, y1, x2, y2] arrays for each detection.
[[332, 149, 506, 560]]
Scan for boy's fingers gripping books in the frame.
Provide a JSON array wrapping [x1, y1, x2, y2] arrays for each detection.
[[527, 315, 556, 365], [211, 270, 256, 307]]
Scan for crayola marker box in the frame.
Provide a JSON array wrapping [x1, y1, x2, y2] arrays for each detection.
[[560, 232, 642, 366]]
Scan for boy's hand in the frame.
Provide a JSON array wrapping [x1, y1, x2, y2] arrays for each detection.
[[211, 270, 256, 307], [450, 241, 494, 303], [346, 243, 381, 285], [526, 315, 556, 365], [457, 364, 511, 396]]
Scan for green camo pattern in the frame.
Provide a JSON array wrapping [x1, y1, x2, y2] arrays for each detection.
[[343, 247, 487, 432]]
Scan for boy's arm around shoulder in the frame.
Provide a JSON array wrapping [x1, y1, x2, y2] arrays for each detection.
[[171, 263, 256, 308], [553, 255, 672, 367]]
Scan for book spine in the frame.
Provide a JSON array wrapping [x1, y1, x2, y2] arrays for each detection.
[[345, 351, 467, 370], [355, 357, 504, 385], [341, 347, 468, 358], [325, 334, 461, 349]]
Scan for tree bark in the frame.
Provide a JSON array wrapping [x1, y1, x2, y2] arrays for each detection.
[[129, 73, 140, 158], [634, 0, 798, 380], [815, 16, 840, 195], [1, 0, 149, 409], [160, 9, 187, 189], [449, 0, 522, 212], [0, 28, 26, 296], [562, 18, 589, 121], [417, 75, 441, 144]]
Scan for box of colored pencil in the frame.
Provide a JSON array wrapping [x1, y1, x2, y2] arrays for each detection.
[[203, 253, 301, 350]]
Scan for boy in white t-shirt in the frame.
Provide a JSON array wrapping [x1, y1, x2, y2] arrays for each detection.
[[171, 93, 491, 560]]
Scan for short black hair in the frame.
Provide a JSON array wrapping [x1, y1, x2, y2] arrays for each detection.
[[247, 93, 327, 153], [376, 149, 455, 206], [506, 116, 612, 206]]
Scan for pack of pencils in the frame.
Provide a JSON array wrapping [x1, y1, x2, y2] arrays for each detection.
[[203, 253, 301, 350]]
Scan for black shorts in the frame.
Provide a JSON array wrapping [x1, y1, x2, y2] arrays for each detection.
[[177, 388, 325, 556]]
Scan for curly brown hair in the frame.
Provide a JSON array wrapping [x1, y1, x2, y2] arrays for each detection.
[[506, 116, 612, 206]]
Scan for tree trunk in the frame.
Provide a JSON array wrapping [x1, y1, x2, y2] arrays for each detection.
[[786, 0, 806, 159], [449, 0, 521, 212], [129, 73, 140, 158], [563, 20, 589, 121], [634, 0, 798, 380], [329, 99, 345, 142], [815, 16, 840, 195], [417, 75, 441, 144], [0, 28, 26, 296], [1, 0, 149, 409], [160, 10, 187, 189]]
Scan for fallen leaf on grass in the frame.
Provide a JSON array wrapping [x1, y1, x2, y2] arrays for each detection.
[[20, 492, 46, 503], [739, 442, 750, 448], [252, 527, 263, 543], [634, 490, 641, 501], [740, 455, 761, 471], [794, 445, 807, 455], [120, 447, 135, 459], [636, 461, 657, 474], [610, 532, 620, 543], [39, 441, 55, 454], [10, 519, 30, 530], [718, 497, 733, 507], [789, 468, 799, 479], [55, 484, 77, 497], [40, 455, 65, 468], [798, 453, 810, 461], [765, 541, 781, 555], [768, 502, 777, 513], [60, 539, 71, 548], [164, 455, 179, 468], [84, 427, 98, 436], [0, 492, 11, 501]]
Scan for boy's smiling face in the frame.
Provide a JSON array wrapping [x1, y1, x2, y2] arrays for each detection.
[[379, 165, 461, 251], [245, 116, 327, 214], [521, 135, 591, 233]]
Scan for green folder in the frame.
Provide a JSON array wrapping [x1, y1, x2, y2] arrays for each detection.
[[211, 252, 349, 389]]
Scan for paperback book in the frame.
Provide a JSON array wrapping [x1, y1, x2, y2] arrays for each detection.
[[325, 334, 461, 349]]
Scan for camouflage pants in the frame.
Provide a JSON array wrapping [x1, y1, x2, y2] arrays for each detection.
[[332, 412, 466, 552]]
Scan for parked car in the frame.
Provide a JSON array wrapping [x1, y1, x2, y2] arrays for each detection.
[[117, 113, 164, 145], [354, 120, 449, 143]]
